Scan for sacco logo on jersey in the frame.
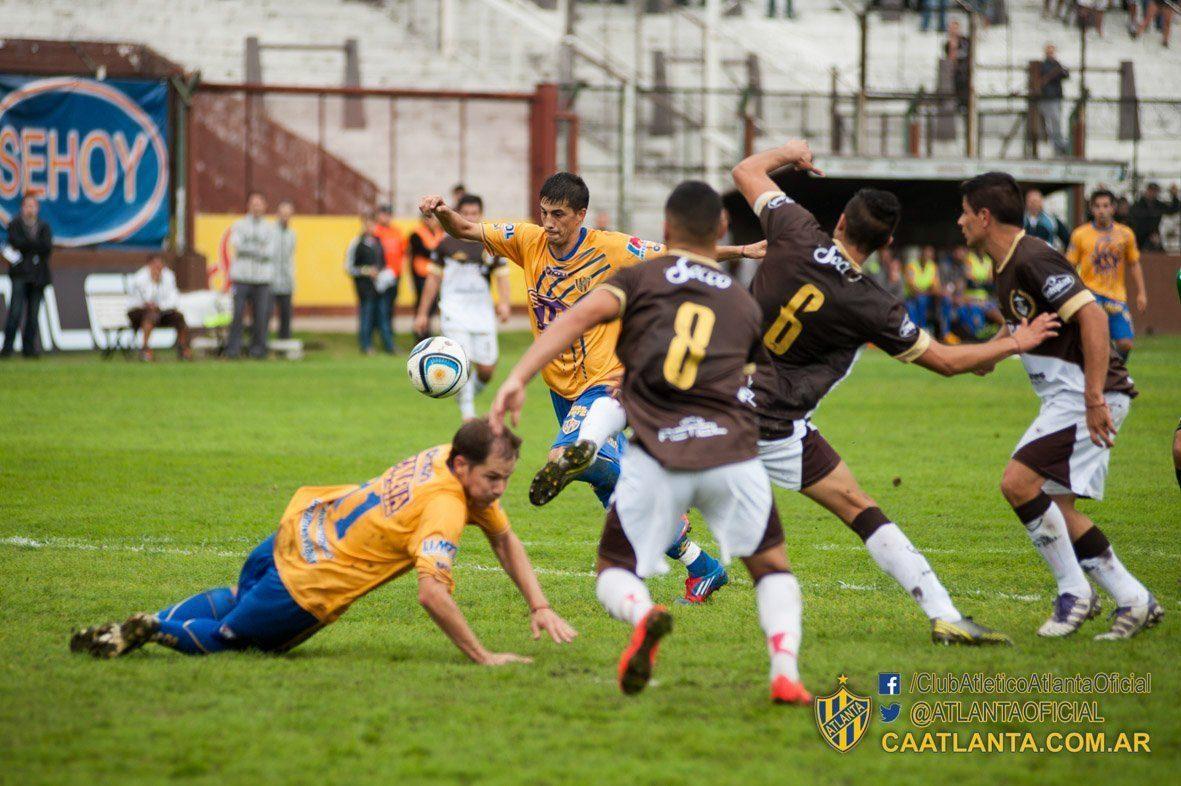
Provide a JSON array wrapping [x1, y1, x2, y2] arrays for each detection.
[[665, 256, 732, 289], [0, 76, 170, 246], [812, 244, 862, 281]]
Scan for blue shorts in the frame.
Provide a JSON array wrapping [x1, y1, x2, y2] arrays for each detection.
[[221, 534, 323, 652], [550, 384, 625, 467], [1095, 294, 1134, 342]]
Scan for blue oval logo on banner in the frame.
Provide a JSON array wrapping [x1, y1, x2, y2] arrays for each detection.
[[0, 76, 170, 247]]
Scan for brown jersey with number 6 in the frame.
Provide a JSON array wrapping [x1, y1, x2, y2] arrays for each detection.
[[749, 191, 933, 439], [599, 250, 764, 471]]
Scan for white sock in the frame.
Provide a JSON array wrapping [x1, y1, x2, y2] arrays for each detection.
[[864, 524, 961, 622], [1017, 496, 1091, 598], [1075, 528, 1149, 607], [579, 395, 627, 453], [473, 376, 487, 395], [596, 567, 653, 626], [677, 540, 702, 567], [755, 572, 802, 682], [457, 378, 477, 420]]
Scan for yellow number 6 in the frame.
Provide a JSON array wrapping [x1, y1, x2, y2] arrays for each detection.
[[763, 284, 825, 354]]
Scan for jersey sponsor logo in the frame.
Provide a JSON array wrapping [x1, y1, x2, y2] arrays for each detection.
[[1009, 289, 1036, 319], [421, 538, 459, 572], [767, 194, 790, 210], [899, 314, 918, 339], [664, 256, 733, 289], [1042, 274, 1075, 300], [500, 223, 515, 239], [812, 244, 862, 281], [626, 236, 657, 260], [657, 415, 730, 443]]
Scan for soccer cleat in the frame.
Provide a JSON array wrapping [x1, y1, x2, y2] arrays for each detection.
[[1037, 592, 1101, 637], [1094, 594, 1164, 641], [69, 613, 160, 659], [931, 616, 1012, 646], [528, 440, 598, 507], [617, 606, 673, 696], [770, 675, 813, 705], [680, 563, 729, 604]]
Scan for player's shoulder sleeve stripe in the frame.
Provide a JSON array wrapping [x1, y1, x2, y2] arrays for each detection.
[[892, 329, 932, 363], [754, 190, 791, 215], [1057, 290, 1094, 322], [597, 283, 627, 317]]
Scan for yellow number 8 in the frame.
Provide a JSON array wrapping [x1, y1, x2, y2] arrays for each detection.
[[663, 302, 716, 390], [763, 284, 825, 354]]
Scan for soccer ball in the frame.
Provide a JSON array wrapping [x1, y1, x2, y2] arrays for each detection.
[[407, 336, 470, 398]]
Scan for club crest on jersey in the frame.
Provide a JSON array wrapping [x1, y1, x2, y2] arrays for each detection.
[[1009, 289, 1036, 319], [815, 675, 872, 753], [1042, 274, 1075, 300], [899, 314, 918, 339]]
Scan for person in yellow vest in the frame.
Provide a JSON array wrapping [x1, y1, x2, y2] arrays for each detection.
[[955, 246, 1003, 339], [1066, 189, 1147, 362], [904, 245, 942, 331], [408, 212, 447, 342]]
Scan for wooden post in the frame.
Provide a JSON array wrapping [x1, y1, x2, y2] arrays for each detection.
[[529, 83, 559, 223]]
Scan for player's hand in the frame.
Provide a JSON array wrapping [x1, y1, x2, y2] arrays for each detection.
[[530, 607, 578, 644], [490, 376, 527, 434], [496, 301, 512, 323], [412, 314, 429, 336], [782, 139, 824, 177], [743, 239, 767, 260], [1011, 313, 1060, 352], [1135, 292, 1148, 313], [1085, 400, 1117, 448], [418, 195, 446, 217], [479, 651, 533, 666]]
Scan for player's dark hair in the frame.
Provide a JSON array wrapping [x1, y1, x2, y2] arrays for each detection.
[[448, 418, 522, 469], [539, 172, 590, 212], [456, 194, 484, 212], [842, 188, 901, 253], [959, 172, 1024, 226], [664, 180, 723, 244], [1089, 188, 1116, 206]]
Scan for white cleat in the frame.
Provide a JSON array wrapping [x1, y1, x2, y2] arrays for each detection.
[[1037, 592, 1101, 637], [1094, 595, 1164, 641]]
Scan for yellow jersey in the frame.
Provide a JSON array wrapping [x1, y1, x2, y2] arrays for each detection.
[[1066, 222, 1139, 303], [480, 221, 664, 399], [273, 444, 510, 622]]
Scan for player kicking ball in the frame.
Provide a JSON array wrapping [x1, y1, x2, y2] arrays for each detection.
[[492, 182, 811, 704], [418, 175, 761, 603], [70, 419, 577, 661], [958, 172, 1163, 640], [413, 194, 512, 420]]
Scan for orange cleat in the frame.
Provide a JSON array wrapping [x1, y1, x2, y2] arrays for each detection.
[[770, 675, 813, 705], [617, 606, 673, 695]]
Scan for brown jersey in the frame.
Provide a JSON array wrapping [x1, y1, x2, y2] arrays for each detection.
[[993, 232, 1135, 400], [749, 191, 932, 439], [599, 250, 764, 470]]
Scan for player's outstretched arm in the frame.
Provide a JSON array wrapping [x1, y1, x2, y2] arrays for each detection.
[[487, 528, 578, 644], [489, 288, 621, 432], [417, 574, 532, 665], [731, 139, 824, 209], [418, 195, 483, 242], [912, 313, 1060, 377], [413, 271, 443, 336]]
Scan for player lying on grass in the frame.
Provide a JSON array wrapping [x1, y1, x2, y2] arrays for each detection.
[[958, 172, 1163, 640], [491, 181, 812, 705], [419, 175, 763, 604], [69, 419, 577, 662]]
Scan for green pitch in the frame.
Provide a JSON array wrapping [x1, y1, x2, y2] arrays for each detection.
[[1, 334, 1178, 785]]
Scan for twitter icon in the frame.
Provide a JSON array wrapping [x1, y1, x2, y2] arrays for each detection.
[[880, 703, 901, 723]]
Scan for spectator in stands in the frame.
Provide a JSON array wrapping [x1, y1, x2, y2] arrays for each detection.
[[593, 210, 612, 231], [1037, 44, 1070, 156], [767, 0, 794, 19], [347, 212, 393, 355], [921, 0, 949, 32], [944, 20, 971, 110], [904, 245, 942, 332], [1023, 188, 1071, 249], [270, 199, 297, 341], [407, 211, 446, 342], [1, 194, 52, 359], [864, 247, 906, 300], [1136, 0, 1174, 46], [373, 203, 406, 353], [451, 184, 467, 206], [1078, 0, 1106, 36], [957, 246, 1003, 339], [127, 253, 191, 362], [226, 191, 275, 360], [1129, 182, 1181, 250]]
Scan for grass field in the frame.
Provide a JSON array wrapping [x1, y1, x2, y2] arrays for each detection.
[[1, 332, 1178, 785]]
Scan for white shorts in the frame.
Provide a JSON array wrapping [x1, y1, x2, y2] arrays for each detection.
[[757, 420, 843, 492], [442, 321, 498, 367], [602, 444, 782, 578], [1013, 392, 1131, 501]]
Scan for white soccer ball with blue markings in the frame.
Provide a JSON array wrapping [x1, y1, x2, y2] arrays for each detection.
[[407, 336, 470, 398]]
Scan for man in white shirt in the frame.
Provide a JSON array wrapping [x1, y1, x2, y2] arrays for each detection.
[[413, 194, 511, 419], [227, 191, 276, 359], [127, 253, 190, 361], [270, 199, 297, 340]]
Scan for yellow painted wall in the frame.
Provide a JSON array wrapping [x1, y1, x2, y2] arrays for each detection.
[[194, 213, 530, 308]]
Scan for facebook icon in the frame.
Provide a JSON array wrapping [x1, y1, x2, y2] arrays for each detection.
[[878, 673, 901, 695]]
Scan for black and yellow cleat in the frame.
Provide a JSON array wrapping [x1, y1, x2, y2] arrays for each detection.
[[931, 616, 1012, 646], [528, 439, 598, 507], [69, 613, 160, 659]]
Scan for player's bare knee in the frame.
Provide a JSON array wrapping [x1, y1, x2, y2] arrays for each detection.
[[1000, 462, 1040, 506], [743, 547, 791, 583]]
